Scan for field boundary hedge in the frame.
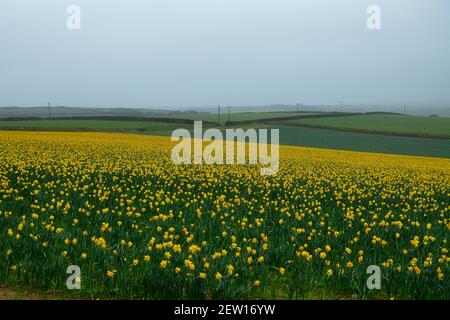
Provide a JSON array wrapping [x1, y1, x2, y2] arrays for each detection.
[[279, 122, 450, 140]]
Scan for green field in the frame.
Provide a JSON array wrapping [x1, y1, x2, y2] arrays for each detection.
[[0, 106, 170, 118], [0, 107, 315, 125], [164, 111, 313, 125], [1, 119, 450, 159], [285, 114, 450, 136], [0, 120, 179, 132], [273, 125, 450, 158]]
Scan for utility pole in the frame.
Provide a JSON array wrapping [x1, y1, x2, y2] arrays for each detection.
[[340, 101, 343, 113], [296, 103, 300, 114], [48, 102, 51, 120], [218, 105, 221, 126], [228, 106, 231, 123]]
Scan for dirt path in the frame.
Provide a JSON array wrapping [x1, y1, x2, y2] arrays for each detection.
[[0, 284, 42, 300], [0, 283, 78, 300]]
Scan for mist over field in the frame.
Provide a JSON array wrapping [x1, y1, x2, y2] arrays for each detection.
[[1, 0, 450, 110]]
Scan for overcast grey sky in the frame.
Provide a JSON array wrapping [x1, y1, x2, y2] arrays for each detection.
[[1, 0, 449, 108]]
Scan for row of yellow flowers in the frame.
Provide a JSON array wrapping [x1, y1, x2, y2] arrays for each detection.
[[0, 131, 448, 299]]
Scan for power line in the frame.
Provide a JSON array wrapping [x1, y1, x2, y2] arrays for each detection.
[[218, 105, 221, 126]]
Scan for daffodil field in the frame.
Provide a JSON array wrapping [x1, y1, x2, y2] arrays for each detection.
[[0, 131, 449, 299]]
